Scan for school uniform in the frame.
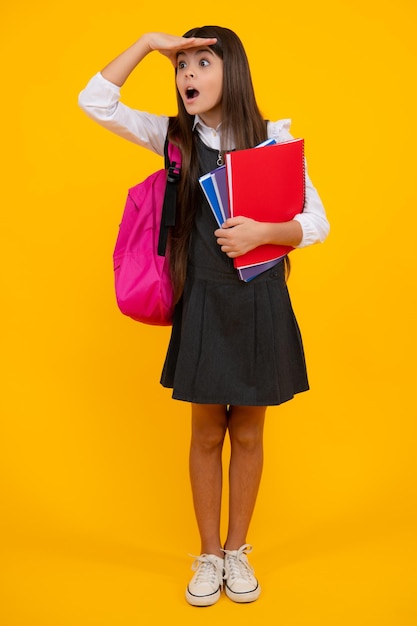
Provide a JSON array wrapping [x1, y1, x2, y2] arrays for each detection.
[[79, 73, 330, 406]]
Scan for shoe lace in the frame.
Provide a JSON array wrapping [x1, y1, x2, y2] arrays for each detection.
[[189, 554, 224, 586], [223, 544, 255, 582]]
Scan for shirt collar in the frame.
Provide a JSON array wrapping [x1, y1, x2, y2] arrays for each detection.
[[192, 115, 223, 133]]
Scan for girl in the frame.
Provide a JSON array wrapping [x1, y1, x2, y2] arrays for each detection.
[[79, 26, 329, 607]]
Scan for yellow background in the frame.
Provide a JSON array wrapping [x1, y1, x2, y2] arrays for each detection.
[[1, 1, 416, 624]]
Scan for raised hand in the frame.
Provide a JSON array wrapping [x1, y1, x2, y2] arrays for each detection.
[[147, 32, 217, 66], [101, 32, 217, 86]]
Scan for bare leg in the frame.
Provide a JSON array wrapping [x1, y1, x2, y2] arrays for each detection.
[[189, 403, 228, 558], [224, 405, 266, 550]]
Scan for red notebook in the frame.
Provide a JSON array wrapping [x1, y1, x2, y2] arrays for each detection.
[[225, 138, 305, 270]]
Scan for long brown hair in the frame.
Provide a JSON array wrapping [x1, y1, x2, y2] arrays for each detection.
[[168, 26, 287, 301]]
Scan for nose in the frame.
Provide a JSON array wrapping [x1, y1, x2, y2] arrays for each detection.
[[185, 66, 196, 78]]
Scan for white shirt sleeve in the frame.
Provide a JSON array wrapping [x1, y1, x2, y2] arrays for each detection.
[[78, 72, 169, 156], [267, 120, 330, 248]]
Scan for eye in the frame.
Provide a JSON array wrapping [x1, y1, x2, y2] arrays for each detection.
[[199, 58, 210, 67], [177, 60, 187, 70]]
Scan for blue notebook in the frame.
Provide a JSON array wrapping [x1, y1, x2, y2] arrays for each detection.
[[199, 172, 224, 227]]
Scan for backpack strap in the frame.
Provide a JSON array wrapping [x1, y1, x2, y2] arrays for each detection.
[[158, 137, 182, 257]]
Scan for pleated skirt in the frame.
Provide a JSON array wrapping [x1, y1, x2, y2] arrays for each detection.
[[160, 258, 309, 406]]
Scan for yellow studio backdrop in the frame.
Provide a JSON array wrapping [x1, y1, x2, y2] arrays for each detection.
[[1, 1, 416, 624]]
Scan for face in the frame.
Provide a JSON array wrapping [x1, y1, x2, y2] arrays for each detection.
[[176, 47, 224, 128]]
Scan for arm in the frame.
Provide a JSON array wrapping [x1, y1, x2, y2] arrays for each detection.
[[100, 35, 152, 86], [215, 182, 329, 258], [215, 217, 303, 259], [215, 165, 329, 257], [100, 32, 217, 86], [78, 32, 217, 154]]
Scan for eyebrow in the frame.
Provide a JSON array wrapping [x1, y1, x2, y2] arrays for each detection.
[[177, 47, 216, 59]]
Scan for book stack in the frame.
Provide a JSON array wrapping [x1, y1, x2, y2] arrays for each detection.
[[199, 137, 305, 281]]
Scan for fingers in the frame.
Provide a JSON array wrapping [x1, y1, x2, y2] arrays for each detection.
[[221, 216, 249, 229], [214, 228, 239, 257], [214, 217, 259, 258], [149, 33, 217, 53], [180, 36, 218, 49], [151, 34, 217, 66]]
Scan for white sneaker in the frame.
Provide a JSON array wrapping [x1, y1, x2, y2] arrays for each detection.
[[223, 544, 261, 603], [185, 554, 224, 607]]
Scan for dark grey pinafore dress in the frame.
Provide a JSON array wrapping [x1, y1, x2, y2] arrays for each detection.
[[160, 136, 309, 406]]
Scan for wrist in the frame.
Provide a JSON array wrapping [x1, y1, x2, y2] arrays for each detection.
[[262, 221, 303, 248], [258, 221, 272, 246], [139, 33, 154, 54], [130, 34, 153, 59]]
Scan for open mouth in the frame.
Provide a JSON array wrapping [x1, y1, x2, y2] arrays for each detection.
[[186, 87, 200, 101]]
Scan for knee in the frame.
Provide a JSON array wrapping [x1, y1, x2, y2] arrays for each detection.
[[228, 407, 265, 451], [191, 407, 228, 452], [192, 424, 227, 452], [229, 425, 263, 451]]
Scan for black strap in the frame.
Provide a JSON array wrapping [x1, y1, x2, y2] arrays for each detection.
[[158, 137, 181, 257]]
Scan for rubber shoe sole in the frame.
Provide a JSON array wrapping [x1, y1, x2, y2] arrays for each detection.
[[224, 581, 261, 603], [185, 584, 222, 607]]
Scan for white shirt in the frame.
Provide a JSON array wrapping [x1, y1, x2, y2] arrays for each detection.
[[78, 72, 329, 248]]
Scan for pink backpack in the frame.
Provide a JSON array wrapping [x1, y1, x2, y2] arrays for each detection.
[[113, 141, 181, 325]]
